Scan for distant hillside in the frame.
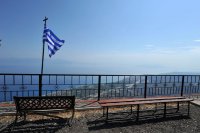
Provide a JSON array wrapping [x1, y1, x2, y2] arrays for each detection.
[[159, 72, 200, 75]]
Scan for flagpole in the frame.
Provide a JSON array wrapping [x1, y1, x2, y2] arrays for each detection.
[[39, 16, 48, 96], [41, 17, 48, 74]]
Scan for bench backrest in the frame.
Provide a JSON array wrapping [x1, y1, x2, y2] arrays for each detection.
[[14, 96, 75, 111]]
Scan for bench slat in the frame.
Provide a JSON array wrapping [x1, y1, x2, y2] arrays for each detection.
[[98, 96, 185, 104], [100, 98, 193, 107]]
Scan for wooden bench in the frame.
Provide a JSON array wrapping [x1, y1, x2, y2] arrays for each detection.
[[98, 97, 193, 122], [14, 96, 75, 126], [98, 96, 185, 104]]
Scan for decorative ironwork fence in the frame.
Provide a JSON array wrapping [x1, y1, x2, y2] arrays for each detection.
[[0, 74, 200, 102]]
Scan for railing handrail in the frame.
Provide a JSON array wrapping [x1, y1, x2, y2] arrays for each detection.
[[1, 73, 200, 76]]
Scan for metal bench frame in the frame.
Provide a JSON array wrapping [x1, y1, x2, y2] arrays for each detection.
[[14, 96, 75, 126]]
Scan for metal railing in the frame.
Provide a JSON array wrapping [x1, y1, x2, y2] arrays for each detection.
[[0, 74, 200, 102]]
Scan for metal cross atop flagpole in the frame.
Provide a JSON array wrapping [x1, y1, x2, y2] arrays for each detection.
[[39, 16, 48, 96]]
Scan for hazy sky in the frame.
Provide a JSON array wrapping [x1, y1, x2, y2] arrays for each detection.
[[1, 0, 200, 74]]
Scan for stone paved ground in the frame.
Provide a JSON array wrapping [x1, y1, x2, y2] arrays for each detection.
[[57, 104, 200, 133], [0, 104, 200, 133], [1, 96, 200, 132]]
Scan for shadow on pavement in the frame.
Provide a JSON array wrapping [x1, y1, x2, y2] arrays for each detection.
[[87, 115, 190, 131], [0, 118, 70, 133]]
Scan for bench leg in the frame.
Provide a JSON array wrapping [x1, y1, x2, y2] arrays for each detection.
[[136, 104, 139, 122], [23, 112, 26, 121], [164, 103, 166, 118], [106, 107, 109, 123], [152, 103, 157, 116], [131, 105, 133, 114], [10, 112, 19, 132], [176, 102, 180, 112], [10, 111, 28, 132], [15, 113, 18, 123], [103, 107, 105, 117], [68, 109, 75, 127], [14, 112, 24, 123]]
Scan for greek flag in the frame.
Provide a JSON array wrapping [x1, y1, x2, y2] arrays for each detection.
[[43, 28, 65, 57]]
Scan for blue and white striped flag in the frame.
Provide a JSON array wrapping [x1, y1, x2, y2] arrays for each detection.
[[43, 28, 65, 57]]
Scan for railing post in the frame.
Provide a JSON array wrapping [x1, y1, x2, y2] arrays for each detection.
[[98, 75, 101, 101], [181, 75, 184, 96], [39, 74, 42, 96], [144, 75, 147, 98]]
